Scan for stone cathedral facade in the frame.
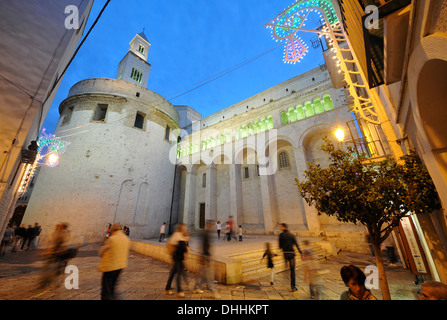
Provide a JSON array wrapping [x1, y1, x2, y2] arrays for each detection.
[[22, 32, 369, 253]]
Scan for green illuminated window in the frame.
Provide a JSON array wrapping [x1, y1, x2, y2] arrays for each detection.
[[281, 111, 289, 125], [305, 101, 314, 117], [323, 94, 334, 111], [131, 68, 143, 84], [314, 98, 324, 114]]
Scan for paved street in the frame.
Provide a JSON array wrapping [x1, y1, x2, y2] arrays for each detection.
[[0, 235, 419, 301]]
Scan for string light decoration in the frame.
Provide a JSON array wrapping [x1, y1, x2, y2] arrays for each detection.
[[36, 128, 70, 167], [265, 0, 381, 125], [17, 129, 70, 197], [264, 0, 338, 64]]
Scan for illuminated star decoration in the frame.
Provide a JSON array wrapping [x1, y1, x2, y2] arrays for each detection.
[[36, 128, 70, 167], [264, 0, 339, 64]]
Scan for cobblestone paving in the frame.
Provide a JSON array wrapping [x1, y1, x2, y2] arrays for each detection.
[[0, 241, 418, 301]]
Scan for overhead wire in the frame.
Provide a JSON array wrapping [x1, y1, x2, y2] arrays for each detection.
[[56, 42, 284, 139]]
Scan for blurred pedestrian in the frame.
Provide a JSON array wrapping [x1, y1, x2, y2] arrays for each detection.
[[418, 281, 447, 300], [302, 240, 322, 299], [123, 226, 130, 237], [31, 223, 42, 248], [39, 222, 77, 288], [159, 222, 166, 242], [216, 221, 222, 239], [21, 225, 33, 250], [340, 265, 377, 300], [165, 223, 189, 297], [1, 224, 14, 256], [98, 223, 131, 300], [261, 242, 277, 285], [105, 223, 112, 241], [278, 223, 302, 292], [193, 220, 220, 299], [228, 216, 237, 242], [12, 224, 26, 252], [224, 221, 230, 242], [238, 225, 243, 241]]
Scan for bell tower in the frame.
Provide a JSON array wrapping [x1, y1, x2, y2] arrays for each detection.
[[116, 30, 152, 88]]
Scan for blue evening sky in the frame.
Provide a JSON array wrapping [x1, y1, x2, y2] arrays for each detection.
[[43, 0, 327, 133]]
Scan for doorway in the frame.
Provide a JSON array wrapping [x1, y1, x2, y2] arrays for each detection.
[[199, 203, 205, 229]]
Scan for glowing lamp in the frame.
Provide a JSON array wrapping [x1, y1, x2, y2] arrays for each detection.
[[46, 153, 60, 167], [334, 128, 345, 142]]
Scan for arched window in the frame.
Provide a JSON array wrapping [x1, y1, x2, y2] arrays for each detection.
[[314, 98, 324, 114], [281, 111, 289, 125], [202, 173, 206, 188], [296, 105, 305, 120], [266, 115, 274, 130], [279, 151, 290, 169], [304, 101, 314, 117], [288, 107, 297, 122], [323, 94, 334, 111]]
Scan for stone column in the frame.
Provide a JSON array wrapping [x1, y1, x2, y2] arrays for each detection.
[[182, 165, 197, 228], [259, 165, 277, 232], [229, 163, 242, 226], [293, 147, 321, 235], [205, 163, 217, 221]]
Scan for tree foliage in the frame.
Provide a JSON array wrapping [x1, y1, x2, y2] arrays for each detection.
[[296, 137, 441, 244]]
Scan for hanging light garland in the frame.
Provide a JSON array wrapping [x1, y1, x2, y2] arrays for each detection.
[[265, 0, 338, 64]]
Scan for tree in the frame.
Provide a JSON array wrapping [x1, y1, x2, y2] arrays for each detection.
[[296, 138, 441, 300]]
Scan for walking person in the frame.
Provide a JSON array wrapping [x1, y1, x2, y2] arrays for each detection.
[[159, 222, 166, 242], [21, 225, 33, 250], [228, 216, 237, 242], [165, 223, 189, 297], [1, 224, 14, 256], [98, 223, 131, 300], [224, 221, 231, 242], [193, 220, 220, 299], [31, 223, 42, 248], [302, 240, 322, 299], [261, 242, 278, 285], [278, 223, 302, 292], [12, 224, 26, 252], [216, 221, 222, 240]]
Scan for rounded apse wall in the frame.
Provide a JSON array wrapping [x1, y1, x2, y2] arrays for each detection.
[[22, 78, 179, 244]]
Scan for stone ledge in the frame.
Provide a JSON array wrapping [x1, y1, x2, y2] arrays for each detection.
[[130, 240, 242, 285]]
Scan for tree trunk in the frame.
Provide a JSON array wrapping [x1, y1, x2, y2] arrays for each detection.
[[373, 242, 391, 300]]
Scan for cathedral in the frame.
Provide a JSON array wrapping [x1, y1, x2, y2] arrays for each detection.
[[22, 32, 368, 253]]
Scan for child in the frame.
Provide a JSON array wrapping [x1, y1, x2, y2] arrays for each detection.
[[340, 265, 377, 300], [261, 242, 277, 285], [238, 225, 243, 241], [302, 240, 321, 299]]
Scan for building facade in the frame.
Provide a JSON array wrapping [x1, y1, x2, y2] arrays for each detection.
[[21, 30, 377, 253], [22, 32, 180, 243], [333, 0, 447, 282], [0, 0, 94, 239]]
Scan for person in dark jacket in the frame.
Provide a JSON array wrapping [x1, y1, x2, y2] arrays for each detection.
[[165, 224, 189, 297], [278, 223, 302, 292]]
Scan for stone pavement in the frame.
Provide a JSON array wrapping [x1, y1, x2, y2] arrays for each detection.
[[0, 234, 419, 300]]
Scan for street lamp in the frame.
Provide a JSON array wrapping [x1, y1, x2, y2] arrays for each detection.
[[46, 153, 60, 167], [334, 128, 345, 142]]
